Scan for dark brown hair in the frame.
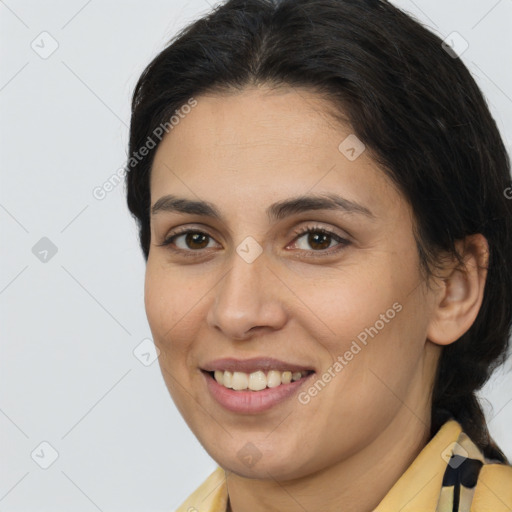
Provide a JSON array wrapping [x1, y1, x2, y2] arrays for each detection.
[[125, 0, 512, 462]]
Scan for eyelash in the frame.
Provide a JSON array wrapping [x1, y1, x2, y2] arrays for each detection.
[[157, 225, 351, 259]]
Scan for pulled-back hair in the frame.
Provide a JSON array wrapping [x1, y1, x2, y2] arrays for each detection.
[[125, 0, 512, 462]]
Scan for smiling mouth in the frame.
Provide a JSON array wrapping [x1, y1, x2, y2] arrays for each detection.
[[204, 369, 315, 391]]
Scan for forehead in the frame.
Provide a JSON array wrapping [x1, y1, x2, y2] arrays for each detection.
[[150, 86, 403, 219], [153, 85, 343, 163]]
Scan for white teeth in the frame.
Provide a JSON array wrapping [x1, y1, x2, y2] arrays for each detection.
[[281, 371, 292, 384], [211, 369, 310, 391], [266, 370, 281, 388], [223, 371, 233, 388], [232, 371, 249, 390], [248, 370, 267, 391]]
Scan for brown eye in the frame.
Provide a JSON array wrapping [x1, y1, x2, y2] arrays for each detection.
[[158, 229, 218, 253], [292, 227, 349, 253], [183, 232, 210, 250], [305, 231, 332, 250]]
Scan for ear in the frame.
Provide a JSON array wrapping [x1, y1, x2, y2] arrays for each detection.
[[426, 233, 489, 346]]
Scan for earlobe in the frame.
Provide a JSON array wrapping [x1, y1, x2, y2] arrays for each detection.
[[427, 234, 489, 347]]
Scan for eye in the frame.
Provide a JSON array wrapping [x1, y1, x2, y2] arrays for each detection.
[[289, 225, 351, 256], [157, 228, 219, 255]]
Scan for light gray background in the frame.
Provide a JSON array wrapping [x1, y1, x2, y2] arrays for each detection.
[[1, 1, 511, 510]]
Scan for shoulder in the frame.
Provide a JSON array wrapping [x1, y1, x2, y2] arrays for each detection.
[[174, 466, 228, 512], [471, 462, 512, 511]]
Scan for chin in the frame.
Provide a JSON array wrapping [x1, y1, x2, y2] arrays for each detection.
[[210, 445, 313, 482]]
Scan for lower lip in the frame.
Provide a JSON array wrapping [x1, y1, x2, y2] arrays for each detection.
[[202, 371, 315, 414]]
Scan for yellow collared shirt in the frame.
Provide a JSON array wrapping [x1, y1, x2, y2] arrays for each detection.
[[175, 420, 512, 512]]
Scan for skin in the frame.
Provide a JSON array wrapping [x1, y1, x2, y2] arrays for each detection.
[[144, 85, 489, 512]]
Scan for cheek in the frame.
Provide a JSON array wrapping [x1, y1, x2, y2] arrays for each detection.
[[144, 264, 198, 359], [316, 285, 430, 429], [144, 271, 172, 340], [144, 267, 203, 413], [304, 264, 400, 350], [302, 252, 428, 401]]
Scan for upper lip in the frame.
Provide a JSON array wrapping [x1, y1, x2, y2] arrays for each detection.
[[201, 357, 315, 374]]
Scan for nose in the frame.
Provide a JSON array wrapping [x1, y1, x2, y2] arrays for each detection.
[[206, 249, 288, 341]]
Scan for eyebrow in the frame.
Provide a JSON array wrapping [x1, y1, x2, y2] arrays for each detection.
[[151, 193, 375, 222]]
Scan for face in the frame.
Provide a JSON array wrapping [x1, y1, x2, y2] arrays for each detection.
[[145, 85, 440, 480]]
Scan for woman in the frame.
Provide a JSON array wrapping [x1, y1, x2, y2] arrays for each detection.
[[125, 0, 512, 510]]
